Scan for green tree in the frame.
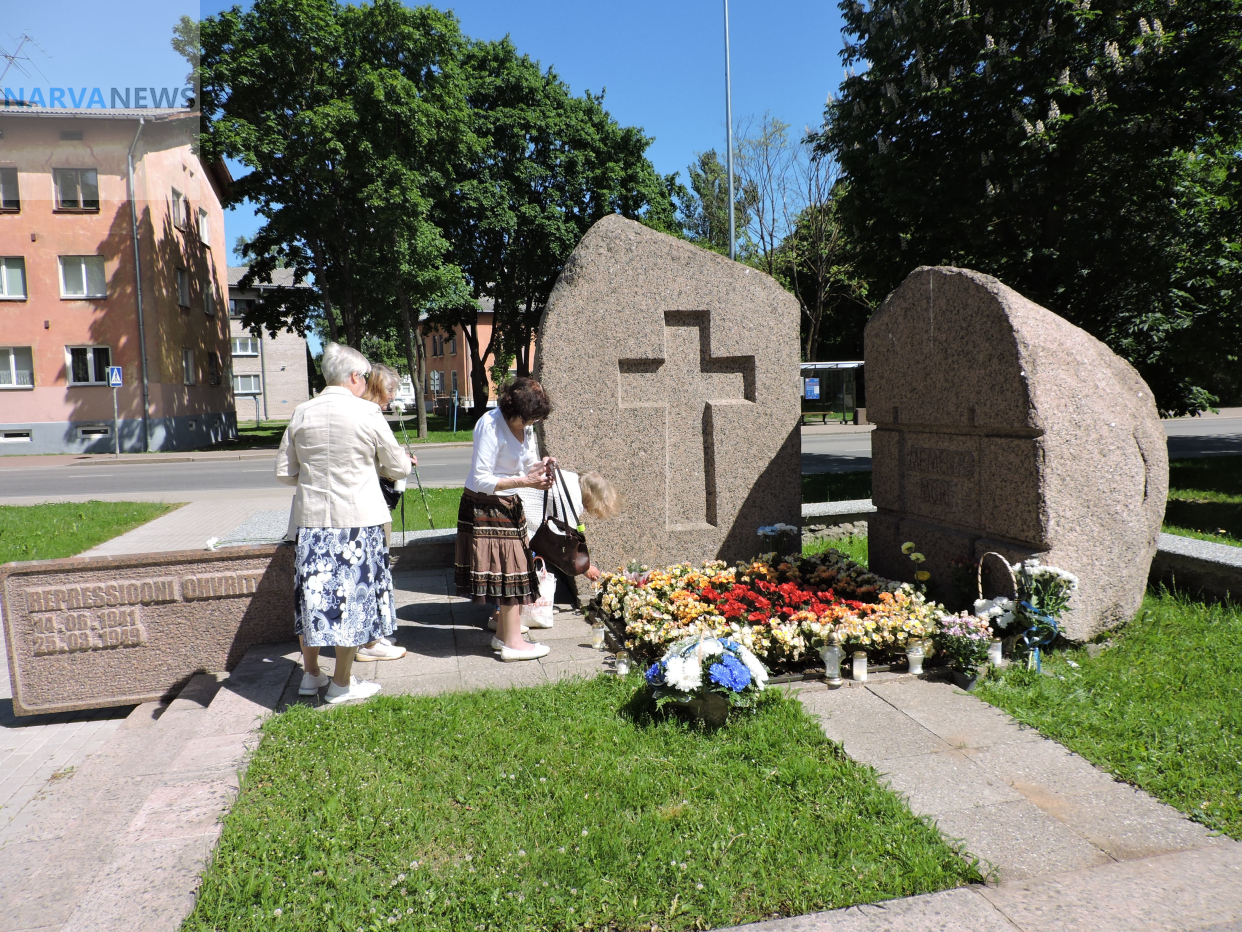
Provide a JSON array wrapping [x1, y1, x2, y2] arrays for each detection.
[[430, 38, 679, 417], [680, 149, 757, 256], [817, 0, 1242, 413]]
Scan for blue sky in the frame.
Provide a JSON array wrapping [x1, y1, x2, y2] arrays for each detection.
[[3, 0, 848, 262]]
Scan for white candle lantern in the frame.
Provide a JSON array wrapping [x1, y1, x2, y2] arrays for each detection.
[[820, 644, 844, 687], [852, 651, 868, 682], [906, 642, 925, 676], [614, 651, 631, 676], [988, 638, 1004, 668], [590, 623, 606, 650]]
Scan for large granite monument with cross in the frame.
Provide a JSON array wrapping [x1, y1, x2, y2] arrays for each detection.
[[536, 215, 801, 573]]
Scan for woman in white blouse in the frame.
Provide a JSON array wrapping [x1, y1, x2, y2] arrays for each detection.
[[456, 377, 554, 661]]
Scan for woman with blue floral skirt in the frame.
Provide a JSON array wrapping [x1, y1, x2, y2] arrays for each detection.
[[276, 342, 414, 704]]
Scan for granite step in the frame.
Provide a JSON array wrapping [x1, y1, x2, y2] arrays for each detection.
[[0, 647, 295, 932]]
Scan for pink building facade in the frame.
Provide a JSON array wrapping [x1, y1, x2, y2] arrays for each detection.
[[0, 106, 234, 453]]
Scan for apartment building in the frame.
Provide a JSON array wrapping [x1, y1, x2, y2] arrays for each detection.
[[417, 297, 528, 412], [227, 266, 310, 423], [0, 106, 234, 453]]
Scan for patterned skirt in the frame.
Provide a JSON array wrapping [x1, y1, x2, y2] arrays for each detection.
[[294, 525, 395, 648], [455, 489, 538, 606]]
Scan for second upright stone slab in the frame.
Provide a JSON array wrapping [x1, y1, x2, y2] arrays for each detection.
[[865, 266, 1167, 640], [536, 214, 801, 573]]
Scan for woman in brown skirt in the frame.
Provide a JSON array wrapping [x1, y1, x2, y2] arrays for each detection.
[[457, 377, 554, 661]]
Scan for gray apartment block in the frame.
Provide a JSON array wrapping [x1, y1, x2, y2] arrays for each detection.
[[227, 267, 311, 422]]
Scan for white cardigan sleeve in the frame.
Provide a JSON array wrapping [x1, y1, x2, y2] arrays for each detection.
[[466, 414, 502, 494]]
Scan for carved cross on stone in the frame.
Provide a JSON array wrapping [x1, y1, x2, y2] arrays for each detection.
[[619, 311, 756, 530]]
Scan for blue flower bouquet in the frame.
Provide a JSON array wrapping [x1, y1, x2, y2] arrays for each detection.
[[644, 635, 770, 726]]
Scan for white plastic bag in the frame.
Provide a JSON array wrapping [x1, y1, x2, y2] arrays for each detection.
[[521, 556, 557, 629]]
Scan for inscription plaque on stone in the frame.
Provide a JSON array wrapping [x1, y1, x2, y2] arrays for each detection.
[[2, 544, 294, 716], [536, 214, 801, 571], [866, 267, 1167, 640]]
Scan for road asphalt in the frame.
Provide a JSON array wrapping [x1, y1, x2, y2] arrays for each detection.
[[0, 418, 1238, 504]]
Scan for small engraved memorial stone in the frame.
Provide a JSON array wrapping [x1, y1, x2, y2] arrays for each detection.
[[2, 545, 295, 715], [537, 215, 802, 572], [865, 267, 1168, 640]]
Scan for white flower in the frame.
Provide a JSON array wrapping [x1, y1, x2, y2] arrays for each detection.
[[205, 537, 219, 551], [664, 655, 703, 691], [736, 645, 769, 689]]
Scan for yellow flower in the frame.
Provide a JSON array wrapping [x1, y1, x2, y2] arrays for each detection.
[[916, 571, 931, 582], [901, 542, 916, 555]]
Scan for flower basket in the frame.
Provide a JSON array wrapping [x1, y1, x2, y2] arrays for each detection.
[[643, 634, 769, 727]]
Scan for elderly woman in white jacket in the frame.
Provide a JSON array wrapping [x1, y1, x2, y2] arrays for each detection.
[[276, 343, 413, 704]]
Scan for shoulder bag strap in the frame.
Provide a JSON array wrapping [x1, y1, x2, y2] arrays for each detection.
[[554, 466, 584, 532]]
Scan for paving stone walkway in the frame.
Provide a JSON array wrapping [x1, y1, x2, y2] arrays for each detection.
[[2, 562, 1239, 931], [79, 496, 293, 557]]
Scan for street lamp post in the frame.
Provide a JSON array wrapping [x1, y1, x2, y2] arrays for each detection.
[[724, 0, 736, 261]]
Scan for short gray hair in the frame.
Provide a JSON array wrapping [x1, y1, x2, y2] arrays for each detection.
[[321, 342, 370, 387]]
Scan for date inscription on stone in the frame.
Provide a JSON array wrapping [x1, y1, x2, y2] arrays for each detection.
[[19, 570, 267, 657], [32, 607, 147, 656]]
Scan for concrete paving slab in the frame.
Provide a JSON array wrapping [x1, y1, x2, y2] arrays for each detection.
[[166, 732, 259, 775], [876, 749, 1024, 814], [376, 671, 466, 696], [1040, 784, 1225, 861], [800, 688, 956, 762], [979, 842, 1242, 932], [962, 739, 1123, 798], [459, 660, 549, 690], [714, 887, 1014, 931], [932, 799, 1114, 881], [61, 834, 217, 932], [0, 835, 107, 931]]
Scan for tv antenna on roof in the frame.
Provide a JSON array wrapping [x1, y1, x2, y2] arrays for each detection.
[[0, 33, 51, 87]]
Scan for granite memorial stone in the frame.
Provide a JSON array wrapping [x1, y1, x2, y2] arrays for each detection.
[[866, 266, 1168, 640], [1, 544, 294, 715], [536, 214, 801, 572]]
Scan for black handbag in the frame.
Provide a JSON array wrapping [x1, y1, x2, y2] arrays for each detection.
[[530, 467, 591, 577], [380, 477, 403, 510]]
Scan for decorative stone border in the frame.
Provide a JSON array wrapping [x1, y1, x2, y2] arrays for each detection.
[[1149, 531, 1242, 603]]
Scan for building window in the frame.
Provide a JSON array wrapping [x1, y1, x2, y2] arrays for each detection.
[[67, 345, 110, 384], [171, 187, 188, 229], [447, 333, 456, 355], [182, 348, 196, 385], [229, 298, 251, 318], [451, 369, 459, 393], [231, 336, 260, 356], [198, 207, 210, 245], [431, 334, 444, 357], [176, 268, 189, 308], [53, 168, 99, 211], [0, 257, 27, 299], [429, 369, 444, 392], [0, 346, 34, 388], [0, 168, 19, 211], [59, 256, 106, 298], [204, 283, 215, 316], [234, 373, 262, 394], [207, 352, 221, 386]]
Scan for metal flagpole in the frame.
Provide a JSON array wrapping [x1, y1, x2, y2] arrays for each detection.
[[724, 0, 736, 261]]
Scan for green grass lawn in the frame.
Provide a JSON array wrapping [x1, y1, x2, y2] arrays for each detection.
[[1164, 456, 1242, 547], [185, 677, 981, 932], [215, 415, 473, 452], [978, 589, 1242, 839], [0, 501, 176, 564], [803, 534, 869, 566], [390, 487, 463, 532], [801, 471, 873, 503]]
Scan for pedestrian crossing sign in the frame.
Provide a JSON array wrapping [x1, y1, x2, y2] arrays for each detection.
[[108, 366, 123, 388]]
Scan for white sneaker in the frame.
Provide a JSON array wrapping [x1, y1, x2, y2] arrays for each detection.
[[487, 616, 529, 633], [500, 642, 550, 662], [379, 635, 396, 647], [357, 643, 407, 661], [325, 677, 382, 704], [299, 671, 330, 695]]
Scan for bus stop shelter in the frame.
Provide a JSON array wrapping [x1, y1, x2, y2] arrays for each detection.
[[800, 361, 864, 425]]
